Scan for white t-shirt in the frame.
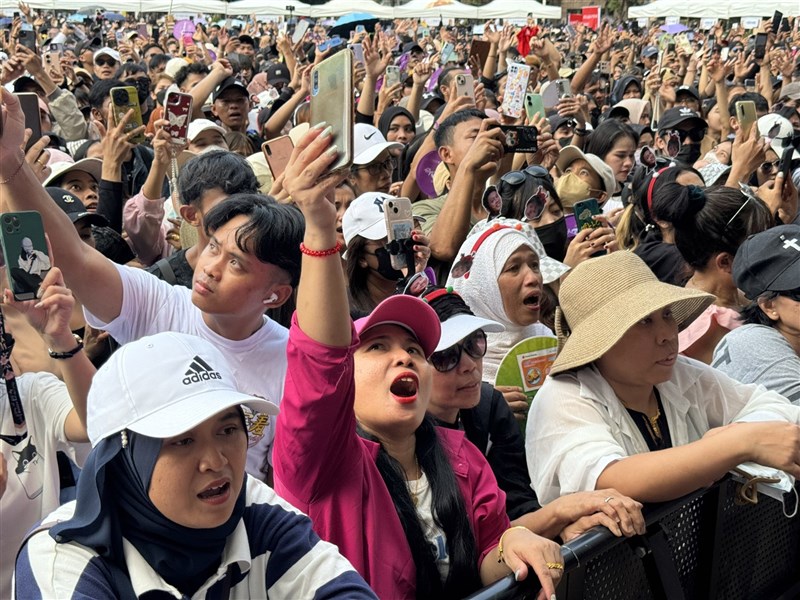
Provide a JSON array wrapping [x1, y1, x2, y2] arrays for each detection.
[[0, 372, 90, 598], [84, 264, 288, 478], [413, 472, 450, 583]]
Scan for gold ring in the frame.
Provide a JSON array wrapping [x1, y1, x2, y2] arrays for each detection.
[[546, 562, 564, 570], [604, 496, 614, 503]]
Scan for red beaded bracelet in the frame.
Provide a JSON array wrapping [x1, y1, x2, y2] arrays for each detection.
[[299, 241, 343, 257]]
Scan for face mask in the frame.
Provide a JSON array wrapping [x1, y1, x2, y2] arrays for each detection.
[[372, 246, 406, 282], [733, 462, 798, 518], [555, 172, 592, 209], [702, 149, 720, 165], [675, 142, 701, 166], [534, 216, 568, 262], [131, 78, 151, 105]]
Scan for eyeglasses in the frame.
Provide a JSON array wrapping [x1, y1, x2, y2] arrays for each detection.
[[430, 329, 487, 372], [760, 159, 781, 174], [354, 156, 396, 177], [662, 127, 706, 143]]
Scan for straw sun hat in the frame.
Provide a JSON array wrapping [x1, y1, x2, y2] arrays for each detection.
[[550, 251, 715, 376]]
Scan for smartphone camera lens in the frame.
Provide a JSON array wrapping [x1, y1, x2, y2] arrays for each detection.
[[11, 216, 19, 227]]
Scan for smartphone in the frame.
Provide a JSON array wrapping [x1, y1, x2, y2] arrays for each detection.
[[355, 24, 366, 34], [44, 48, 63, 78], [499, 125, 538, 153], [384, 65, 401, 88], [349, 42, 364, 65], [420, 27, 429, 38], [15, 93, 41, 150], [310, 50, 354, 176], [262, 136, 294, 179], [501, 63, 531, 119], [524, 93, 546, 122], [667, 42, 676, 54], [110, 86, 146, 144], [772, 11, 782, 35], [779, 147, 794, 186], [183, 33, 195, 47], [455, 72, 475, 99], [735, 100, 757, 138], [555, 78, 572, 99], [744, 78, 756, 92], [754, 33, 768, 61], [384, 197, 414, 270], [137, 23, 149, 38], [0, 211, 51, 301], [469, 39, 491, 69], [573, 199, 606, 256], [440, 41, 455, 64], [292, 19, 310, 45], [152, 26, 161, 41], [18, 28, 36, 51], [720, 47, 730, 61], [163, 91, 193, 144]]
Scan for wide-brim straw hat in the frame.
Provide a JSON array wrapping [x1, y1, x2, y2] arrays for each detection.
[[550, 251, 715, 376]]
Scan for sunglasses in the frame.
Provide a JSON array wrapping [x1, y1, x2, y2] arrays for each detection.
[[355, 156, 396, 177], [430, 329, 487, 372], [500, 165, 551, 186], [760, 159, 781, 174], [663, 127, 706, 143], [95, 58, 117, 67]]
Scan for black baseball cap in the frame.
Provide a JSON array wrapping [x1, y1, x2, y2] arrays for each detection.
[[733, 224, 800, 300], [212, 76, 249, 102], [266, 63, 290, 86], [238, 34, 256, 48], [46, 188, 108, 227], [675, 86, 700, 102], [656, 107, 706, 132]]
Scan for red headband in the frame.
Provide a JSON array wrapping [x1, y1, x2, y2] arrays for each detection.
[[646, 166, 671, 212], [451, 223, 523, 279]]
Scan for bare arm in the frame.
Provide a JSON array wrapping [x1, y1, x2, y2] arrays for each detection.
[[0, 90, 123, 324], [189, 60, 232, 120]]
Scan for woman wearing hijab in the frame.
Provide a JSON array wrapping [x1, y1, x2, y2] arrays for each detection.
[[378, 107, 416, 183], [526, 251, 800, 505], [15, 332, 376, 600], [275, 125, 565, 600]]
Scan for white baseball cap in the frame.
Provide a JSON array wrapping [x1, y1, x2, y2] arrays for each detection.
[[436, 314, 505, 352], [43, 158, 103, 188], [188, 118, 226, 142], [94, 47, 121, 63], [757, 114, 800, 161], [353, 123, 403, 165], [342, 192, 393, 246], [86, 332, 279, 446], [555, 145, 617, 199]]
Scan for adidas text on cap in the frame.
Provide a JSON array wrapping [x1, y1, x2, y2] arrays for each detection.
[[86, 332, 279, 446]]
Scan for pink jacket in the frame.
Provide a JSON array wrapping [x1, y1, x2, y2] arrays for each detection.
[[274, 316, 509, 600], [122, 191, 169, 266]]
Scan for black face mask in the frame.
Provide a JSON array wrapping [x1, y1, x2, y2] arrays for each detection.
[[535, 216, 568, 262], [675, 143, 701, 166], [372, 246, 406, 282], [131, 77, 151, 105]]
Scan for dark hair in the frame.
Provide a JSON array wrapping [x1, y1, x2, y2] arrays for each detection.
[[174, 62, 210, 89], [118, 63, 148, 80], [89, 78, 123, 110], [663, 184, 772, 269], [224, 131, 256, 157], [727, 92, 769, 118], [434, 108, 485, 148], [738, 292, 779, 326], [147, 53, 170, 73], [424, 286, 474, 321], [178, 150, 259, 206], [345, 236, 376, 313], [203, 194, 304, 286], [584, 119, 639, 164], [142, 43, 163, 56], [357, 417, 481, 598]]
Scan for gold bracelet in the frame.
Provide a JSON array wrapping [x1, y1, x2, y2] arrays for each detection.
[[497, 526, 529, 564], [0, 151, 26, 185]]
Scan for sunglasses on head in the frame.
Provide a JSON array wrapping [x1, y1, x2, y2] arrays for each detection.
[[663, 127, 706, 143], [430, 329, 487, 372], [500, 165, 551, 187]]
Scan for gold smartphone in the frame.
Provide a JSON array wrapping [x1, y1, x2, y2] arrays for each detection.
[[735, 100, 757, 138], [110, 86, 146, 144], [310, 50, 354, 175]]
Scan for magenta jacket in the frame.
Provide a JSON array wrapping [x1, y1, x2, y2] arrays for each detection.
[[274, 316, 510, 599]]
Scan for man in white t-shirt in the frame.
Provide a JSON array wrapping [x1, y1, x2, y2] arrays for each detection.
[[1, 120, 303, 479]]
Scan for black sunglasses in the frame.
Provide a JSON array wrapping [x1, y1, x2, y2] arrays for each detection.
[[430, 329, 487, 373], [500, 165, 551, 186], [663, 127, 706, 143]]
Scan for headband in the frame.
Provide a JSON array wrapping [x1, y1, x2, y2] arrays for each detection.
[[451, 223, 523, 280]]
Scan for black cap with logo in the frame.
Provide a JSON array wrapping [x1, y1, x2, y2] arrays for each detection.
[[733, 224, 800, 299]]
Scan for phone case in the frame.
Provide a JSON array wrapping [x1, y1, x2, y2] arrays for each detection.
[[45, 51, 63, 77], [736, 101, 757, 138], [0, 211, 51, 301], [385, 66, 401, 88], [455, 73, 474, 99], [499, 125, 539, 153], [262, 136, 294, 179], [501, 63, 531, 119], [292, 20, 309, 44], [15, 93, 41, 151], [440, 42, 455, 63], [349, 43, 364, 64], [310, 50, 354, 175], [18, 29, 36, 51], [469, 39, 491, 69], [164, 91, 193, 144], [110, 86, 146, 144], [384, 198, 414, 270], [573, 199, 603, 231], [524, 93, 546, 122]]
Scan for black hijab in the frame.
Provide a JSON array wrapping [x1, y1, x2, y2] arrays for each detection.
[[378, 106, 416, 182]]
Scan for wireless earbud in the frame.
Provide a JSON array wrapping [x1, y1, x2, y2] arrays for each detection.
[[264, 293, 279, 305]]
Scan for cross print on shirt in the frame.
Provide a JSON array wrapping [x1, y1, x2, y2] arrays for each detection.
[[781, 236, 800, 252]]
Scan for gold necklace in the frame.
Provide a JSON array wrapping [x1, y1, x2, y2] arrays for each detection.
[[645, 405, 662, 442]]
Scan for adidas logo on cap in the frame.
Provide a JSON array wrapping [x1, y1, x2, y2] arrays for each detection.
[[183, 355, 223, 385]]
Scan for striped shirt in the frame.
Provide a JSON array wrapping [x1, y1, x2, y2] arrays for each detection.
[[14, 475, 377, 599]]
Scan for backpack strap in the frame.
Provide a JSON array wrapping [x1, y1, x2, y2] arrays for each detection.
[[153, 258, 177, 286]]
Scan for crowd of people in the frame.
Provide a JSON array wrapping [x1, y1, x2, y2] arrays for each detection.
[[1, 3, 800, 598]]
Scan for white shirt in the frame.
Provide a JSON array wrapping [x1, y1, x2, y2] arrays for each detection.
[[413, 472, 450, 583], [84, 264, 288, 478], [525, 355, 800, 504], [0, 372, 89, 598]]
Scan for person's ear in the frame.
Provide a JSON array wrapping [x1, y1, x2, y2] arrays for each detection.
[[715, 251, 735, 274], [654, 134, 666, 152], [729, 116, 739, 133], [179, 204, 201, 228], [263, 283, 293, 307], [757, 296, 780, 321], [438, 144, 453, 166]]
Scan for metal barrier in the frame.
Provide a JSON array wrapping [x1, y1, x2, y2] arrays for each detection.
[[466, 477, 800, 600]]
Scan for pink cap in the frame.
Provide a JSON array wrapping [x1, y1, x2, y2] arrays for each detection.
[[354, 295, 441, 358]]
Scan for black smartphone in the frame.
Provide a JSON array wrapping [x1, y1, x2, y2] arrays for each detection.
[[15, 92, 41, 151], [779, 147, 794, 186], [667, 42, 675, 53], [0, 211, 51, 301], [18, 28, 37, 51], [772, 11, 783, 35], [499, 125, 539, 153], [754, 33, 768, 60]]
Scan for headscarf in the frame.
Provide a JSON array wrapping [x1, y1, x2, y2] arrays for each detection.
[[377, 106, 415, 181], [613, 98, 651, 125], [51, 428, 246, 597], [610, 75, 642, 105], [447, 223, 556, 384]]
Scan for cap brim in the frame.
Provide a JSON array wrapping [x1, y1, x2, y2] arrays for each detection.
[[556, 145, 588, 172], [70, 212, 108, 227], [44, 158, 103, 188], [126, 390, 278, 439], [436, 314, 504, 352], [354, 141, 403, 165], [355, 295, 441, 358]]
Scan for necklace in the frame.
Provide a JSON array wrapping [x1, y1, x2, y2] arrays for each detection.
[[407, 456, 422, 507], [645, 405, 662, 443]]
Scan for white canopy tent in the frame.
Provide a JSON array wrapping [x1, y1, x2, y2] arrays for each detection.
[[477, 0, 560, 20], [393, 0, 479, 19], [308, 0, 394, 17], [629, 0, 800, 19], [223, 0, 313, 16]]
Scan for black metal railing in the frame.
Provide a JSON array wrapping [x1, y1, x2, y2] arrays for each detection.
[[466, 477, 800, 600]]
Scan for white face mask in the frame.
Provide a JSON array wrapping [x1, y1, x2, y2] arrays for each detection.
[[702, 150, 720, 165], [733, 462, 799, 518]]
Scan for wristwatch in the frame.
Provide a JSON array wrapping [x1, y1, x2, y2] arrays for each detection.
[[48, 334, 84, 360]]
